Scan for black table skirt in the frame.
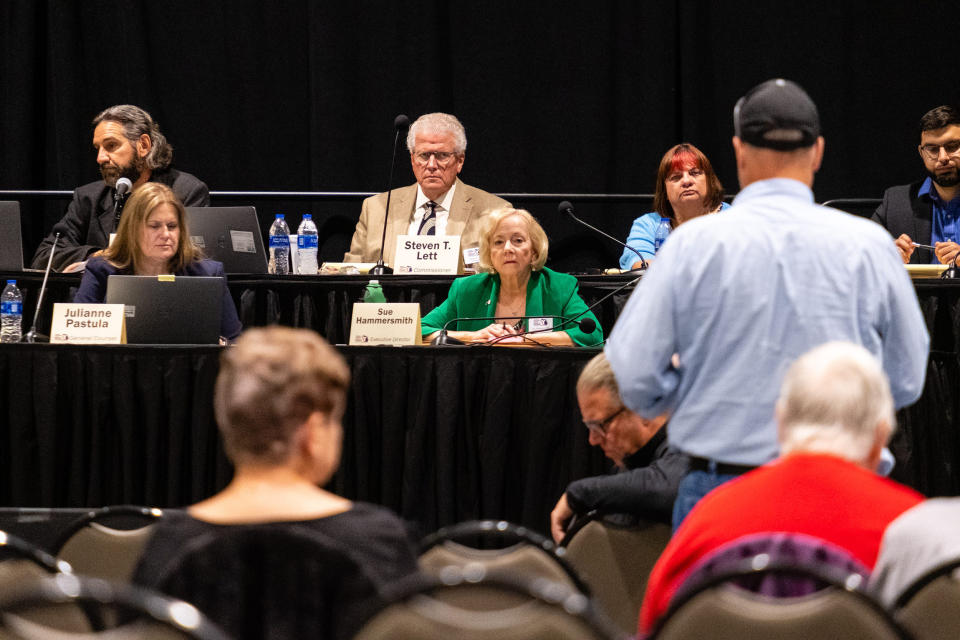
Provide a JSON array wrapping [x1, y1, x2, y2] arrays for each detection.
[[0, 344, 608, 536]]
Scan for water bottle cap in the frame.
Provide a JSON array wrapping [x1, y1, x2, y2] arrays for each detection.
[[303, 214, 312, 220], [276, 214, 285, 219], [5, 280, 13, 285]]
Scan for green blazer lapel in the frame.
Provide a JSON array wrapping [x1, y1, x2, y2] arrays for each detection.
[[525, 271, 546, 328]]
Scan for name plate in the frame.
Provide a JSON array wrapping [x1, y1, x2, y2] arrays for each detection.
[[349, 303, 421, 346], [50, 303, 126, 344], [393, 235, 461, 275]]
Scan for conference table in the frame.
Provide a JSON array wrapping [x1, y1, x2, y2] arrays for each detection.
[[0, 271, 958, 536]]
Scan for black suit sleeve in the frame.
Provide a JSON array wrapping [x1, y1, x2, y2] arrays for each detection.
[[177, 177, 210, 207], [30, 191, 103, 270], [564, 449, 687, 522]]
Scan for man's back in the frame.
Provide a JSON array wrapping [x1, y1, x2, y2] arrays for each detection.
[[607, 177, 928, 465]]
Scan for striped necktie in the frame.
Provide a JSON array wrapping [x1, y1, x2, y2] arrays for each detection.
[[418, 201, 437, 235]]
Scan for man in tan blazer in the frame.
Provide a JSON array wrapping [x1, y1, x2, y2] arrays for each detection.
[[345, 113, 509, 272]]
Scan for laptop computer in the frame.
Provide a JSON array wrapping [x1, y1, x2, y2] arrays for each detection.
[[0, 202, 25, 270], [185, 206, 268, 274], [105, 275, 222, 344]]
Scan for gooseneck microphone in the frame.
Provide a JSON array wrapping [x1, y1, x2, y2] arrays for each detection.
[[24, 232, 60, 343], [113, 177, 133, 228], [371, 114, 411, 276], [558, 200, 647, 271]]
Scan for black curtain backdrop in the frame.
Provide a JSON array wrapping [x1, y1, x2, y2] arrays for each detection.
[[3, 1, 960, 266]]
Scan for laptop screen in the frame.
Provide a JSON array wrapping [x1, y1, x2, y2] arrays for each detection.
[[105, 275, 223, 344], [0, 202, 24, 271], [185, 206, 268, 274]]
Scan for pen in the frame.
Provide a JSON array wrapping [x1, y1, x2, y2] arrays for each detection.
[[911, 242, 936, 250]]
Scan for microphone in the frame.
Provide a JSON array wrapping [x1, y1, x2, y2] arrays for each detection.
[[370, 114, 411, 276], [113, 177, 133, 228], [558, 200, 648, 271], [24, 232, 60, 343], [432, 314, 596, 346]]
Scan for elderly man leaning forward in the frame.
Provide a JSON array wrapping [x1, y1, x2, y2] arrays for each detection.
[[344, 112, 509, 273], [606, 79, 929, 530], [549, 352, 686, 544], [638, 342, 925, 636], [32, 104, 209, 272]]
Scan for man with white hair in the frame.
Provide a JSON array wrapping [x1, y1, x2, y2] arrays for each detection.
[[345, 112, 509, 273], [637, 342, 924, 635]]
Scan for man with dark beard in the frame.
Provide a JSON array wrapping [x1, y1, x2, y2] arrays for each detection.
[[873, 105, 960, 265], [31, 104, 209, 271]]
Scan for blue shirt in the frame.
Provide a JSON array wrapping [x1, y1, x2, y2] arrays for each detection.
[[606, 178, 929, 465], [920, 177, 960, 263], [619, 203, 731, 270]]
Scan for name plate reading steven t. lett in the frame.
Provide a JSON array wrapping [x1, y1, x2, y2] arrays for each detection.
[[393, 235, 460, 274], [50, 303, 126, 344], [349, 303, 421, 346]]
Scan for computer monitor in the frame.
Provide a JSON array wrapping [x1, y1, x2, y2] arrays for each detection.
[[105, 275, 223, 344], [185, 206, 268, 274]]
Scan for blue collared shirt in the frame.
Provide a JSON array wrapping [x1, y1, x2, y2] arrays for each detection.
[[920, 177, 960, 263], [606, 178, 929, 465]]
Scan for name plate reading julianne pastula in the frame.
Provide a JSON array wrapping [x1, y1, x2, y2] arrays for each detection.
[[50, 303, 126, 344]]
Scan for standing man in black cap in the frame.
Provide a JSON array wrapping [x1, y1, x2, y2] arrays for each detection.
[[605, 79, 929, 528]]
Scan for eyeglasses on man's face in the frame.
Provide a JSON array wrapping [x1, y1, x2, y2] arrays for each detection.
[[413, 151, 458, 167], [920, 140, 960, 160], [584, 406, 626, 437]]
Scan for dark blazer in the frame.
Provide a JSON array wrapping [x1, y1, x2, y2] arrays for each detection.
[[74, 256, 242, 340], [871, 180, 933, 264], [31, 168, 210, 271]]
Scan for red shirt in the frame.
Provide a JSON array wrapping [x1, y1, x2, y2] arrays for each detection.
[[639, 454, 924, 634]]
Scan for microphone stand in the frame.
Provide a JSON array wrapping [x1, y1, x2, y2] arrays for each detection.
[[371, 115, 410, 276], [24, 232, 59, 343], [559, 200, 648, 271]]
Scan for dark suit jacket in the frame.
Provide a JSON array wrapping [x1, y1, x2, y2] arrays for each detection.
[[344, 178, 509, 273], [871, 180, 933, 264], [74, 256, 242, 340], [31, 168, 210, 271]]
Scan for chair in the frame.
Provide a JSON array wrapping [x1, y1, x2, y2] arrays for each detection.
[[54, 506, 163, 583], [651, 535, 910, 640], [0, 573, 231, 639], [354, 566, 624, 640], [893, 557, 960, 640], [560, 516, 671, 636], [149, 524, 383, 640], [419, 520, 589, 601]]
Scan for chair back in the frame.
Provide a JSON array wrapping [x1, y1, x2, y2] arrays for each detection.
[[894, 557, 960, 640], [561, 518, 671, 635], [55, 506, 163, 583], [419, 520, 587, 598], [653, 535, 909, 640], [152, 524, 379, 640], [355, 569, 623, 640], [0, 574, 230, 639]]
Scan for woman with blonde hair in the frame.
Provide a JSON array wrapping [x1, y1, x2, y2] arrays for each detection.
[[74, 181, 241, 340]]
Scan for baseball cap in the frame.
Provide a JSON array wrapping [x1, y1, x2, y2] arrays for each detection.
[[733, 78, 820, 150]]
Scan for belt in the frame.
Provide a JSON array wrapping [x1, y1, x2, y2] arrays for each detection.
[[688, 456, 757, 476]]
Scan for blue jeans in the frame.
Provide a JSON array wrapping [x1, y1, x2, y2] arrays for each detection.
[[672, 469, 738, 533]]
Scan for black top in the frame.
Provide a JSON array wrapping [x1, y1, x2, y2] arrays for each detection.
[[31, 167, 209, 271], [564, 427, 688, 524], [871, 180, 934, 264], [131, 504, 419, 640]]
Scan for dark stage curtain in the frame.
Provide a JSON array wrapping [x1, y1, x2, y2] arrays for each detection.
[[3, 2, 959, 271]]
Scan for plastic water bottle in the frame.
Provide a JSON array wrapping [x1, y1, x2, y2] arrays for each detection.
[[1, 280, 23, 343], [362, 280, 386, 303], [297, 214, 319, 275], [654, 217, 672, 254], [268, 214, 291, 275]]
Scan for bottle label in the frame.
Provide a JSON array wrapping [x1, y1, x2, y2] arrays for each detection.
[[297, 235, 319, 250], [1, 301, 22, 315], [269, 235, 290, 248]]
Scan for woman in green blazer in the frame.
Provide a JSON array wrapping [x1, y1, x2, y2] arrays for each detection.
[[421, 208, 602, 347]]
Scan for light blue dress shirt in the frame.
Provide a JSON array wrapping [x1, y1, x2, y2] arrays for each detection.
[[619, 203, 731, 270], [606, 178, 930, 466], [920, 177, 960, 263]]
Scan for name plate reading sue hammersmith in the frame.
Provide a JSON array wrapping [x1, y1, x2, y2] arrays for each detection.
[[50, 303, 126, 344], [349, 303, 421, 346], [393, 235, 461, 275]]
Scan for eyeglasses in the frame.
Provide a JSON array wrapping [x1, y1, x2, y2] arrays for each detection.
[[920, 140, 960, 159], [584, 407, 626, 437], [413, 151, 459, 167]]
